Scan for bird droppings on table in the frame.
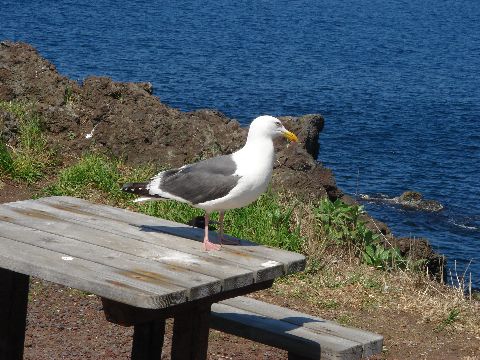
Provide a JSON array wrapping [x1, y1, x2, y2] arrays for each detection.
[[157, 253, 198, 264], [61, 256, 74, 261], [261, 261, 281, 268], [122, 115, 298, 252]]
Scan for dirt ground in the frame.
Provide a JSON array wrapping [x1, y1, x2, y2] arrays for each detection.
[[2, 179, 480, 360]]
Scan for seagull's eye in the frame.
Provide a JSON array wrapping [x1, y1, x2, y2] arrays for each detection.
[[275, 122, 282, 127]]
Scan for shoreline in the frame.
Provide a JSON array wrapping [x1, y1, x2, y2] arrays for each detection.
[[0, 41, 445, 281]]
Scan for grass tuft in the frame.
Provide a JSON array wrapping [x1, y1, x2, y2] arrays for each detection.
[[0, 100, 55, 182], [43, 153, 156, 204]]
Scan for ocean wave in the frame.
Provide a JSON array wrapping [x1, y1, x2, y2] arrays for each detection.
[[449, 219, 479, 231]]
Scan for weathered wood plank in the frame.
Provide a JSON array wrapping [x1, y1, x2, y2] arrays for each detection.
[[11, 198, 287, 283], [211, 302, 363, 360], [101, 280, 273, 326], [217, 296, 383, 357], [131, 319, 166, 360], [38, 196, 306, 274], [2, 201, 254, 292], [0, 235, 186, 309], [0, 268, 29, 360], [0, 208, 222, 300]]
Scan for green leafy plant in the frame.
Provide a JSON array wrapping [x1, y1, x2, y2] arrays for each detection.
[[436, 307, 460, 332], [64, 86, 75, 104], [0, 142, 14, 175], [224, 193, 304, 251], [314, 198, 406, 270], [363, 242, 404, 270]]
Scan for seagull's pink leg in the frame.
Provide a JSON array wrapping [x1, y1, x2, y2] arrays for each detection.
[[203, 213, 221, 251], [219, 211, 225, 243], [219, 211, 240, 245]]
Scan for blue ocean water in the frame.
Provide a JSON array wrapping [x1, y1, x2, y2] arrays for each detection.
[[2, 0, 479, 286]]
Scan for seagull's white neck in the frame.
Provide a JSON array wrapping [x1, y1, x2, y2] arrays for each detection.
[[242, 133, 274, 155], [233, 133, 275, 177]]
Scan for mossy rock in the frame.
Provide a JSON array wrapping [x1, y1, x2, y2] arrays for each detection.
[[399, 191, 423, 202]]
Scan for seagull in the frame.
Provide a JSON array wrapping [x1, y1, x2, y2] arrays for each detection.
[[122, 115, 298, 251]]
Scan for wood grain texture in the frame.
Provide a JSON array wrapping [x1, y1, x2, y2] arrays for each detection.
[[4, 200, 254, 292], [211, 302, 363, 360], [101, 280, 274, 326], [0, 268, 29, 360], [0, 196, 305, 310], [38, 196, 305, 276], [0, 234, 185, 309], [0, 206, 222, 301], [217, 296, 383, 357]]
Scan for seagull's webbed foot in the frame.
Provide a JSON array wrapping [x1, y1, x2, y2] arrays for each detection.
[[203, 238, 221, 251], [203, 213, 221, 251]]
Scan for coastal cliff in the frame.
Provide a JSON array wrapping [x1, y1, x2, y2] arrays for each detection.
[[0, 41, 443, 276]]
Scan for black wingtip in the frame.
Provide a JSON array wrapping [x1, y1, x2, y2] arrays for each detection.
[[121, 182, 150, 196], [121, 183, 132, 191]]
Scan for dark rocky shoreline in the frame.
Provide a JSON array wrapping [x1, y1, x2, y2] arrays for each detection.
[[0, 41, 444, 277]]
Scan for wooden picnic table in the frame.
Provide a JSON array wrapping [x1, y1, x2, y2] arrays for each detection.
[[0, 196, 305, 360]]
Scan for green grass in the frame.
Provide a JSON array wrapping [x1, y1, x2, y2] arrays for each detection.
[[224, 194, 304, 251], [0, 100, 55, 182], [43, 152, 305, 252], [43, 153, 155, 202], [133, 189, 304, 251], [435, 307, 461, 332]]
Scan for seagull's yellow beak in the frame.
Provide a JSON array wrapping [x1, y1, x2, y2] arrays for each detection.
[[282, 129, 298, 142]]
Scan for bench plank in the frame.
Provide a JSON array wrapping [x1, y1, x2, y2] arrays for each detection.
[[218, 297, 383, 357], [211, 302, 363, 360]]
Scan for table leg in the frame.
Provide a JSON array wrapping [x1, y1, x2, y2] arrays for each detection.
[[131, 319, 166, 360], [0, 268, 30, 360], [171, 304, 211, 360]]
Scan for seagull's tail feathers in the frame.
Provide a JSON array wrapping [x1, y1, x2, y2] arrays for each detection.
[[122, 182, 166, 202]]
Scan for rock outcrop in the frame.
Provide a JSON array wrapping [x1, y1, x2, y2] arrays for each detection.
[[359, 191, 444, 212], [0, 41, 339, 202], [0, 41, 444, 277]]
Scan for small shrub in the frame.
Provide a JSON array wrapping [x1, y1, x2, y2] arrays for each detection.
[[314, 198, 406, 270]]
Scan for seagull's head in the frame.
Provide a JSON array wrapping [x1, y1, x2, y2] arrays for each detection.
[[248, 115, 298, 142]]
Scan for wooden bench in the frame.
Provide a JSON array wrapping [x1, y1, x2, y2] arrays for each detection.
[[211, 296, 383, 360]]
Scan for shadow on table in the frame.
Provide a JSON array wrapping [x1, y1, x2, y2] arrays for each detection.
[[136, 224, 259, 246]]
